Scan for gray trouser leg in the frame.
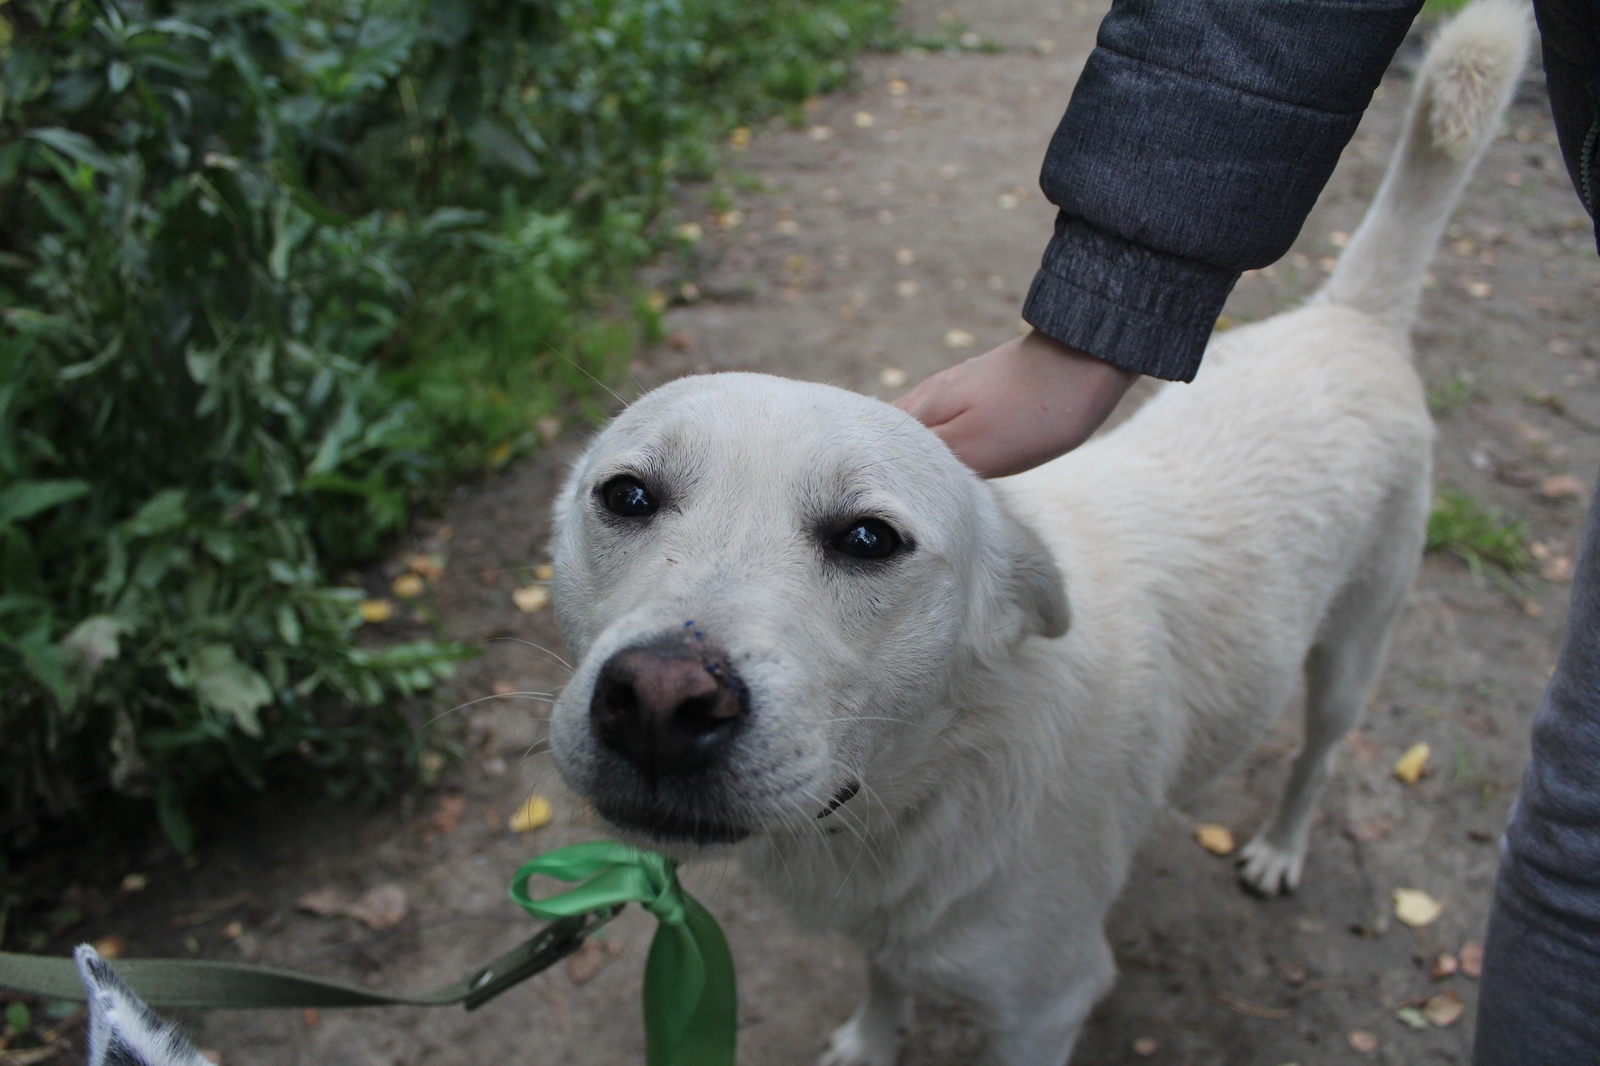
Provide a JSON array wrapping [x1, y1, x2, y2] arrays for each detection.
[[1472, 470, 1600, 1064]]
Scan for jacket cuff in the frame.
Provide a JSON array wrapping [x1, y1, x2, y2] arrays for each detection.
[[1022, 212, 1237, 383]]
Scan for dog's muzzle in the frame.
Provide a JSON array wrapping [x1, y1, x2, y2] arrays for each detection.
[[589, 631, 749, 785]]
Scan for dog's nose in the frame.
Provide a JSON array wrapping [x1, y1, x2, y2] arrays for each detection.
[[590, 637, 748, 779]]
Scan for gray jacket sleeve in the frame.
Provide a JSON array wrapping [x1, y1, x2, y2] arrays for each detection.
[[1024, 0, 1423, 381]]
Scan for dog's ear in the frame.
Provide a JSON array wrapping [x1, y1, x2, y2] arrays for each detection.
[[994, 505, 1069, 639]]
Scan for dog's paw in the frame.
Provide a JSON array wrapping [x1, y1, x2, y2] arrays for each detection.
[[1236, 834, 1305, 897], [819, 1017, 898, 1066]]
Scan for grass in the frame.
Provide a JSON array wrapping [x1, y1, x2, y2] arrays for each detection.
[[1427, 488, 1530, 575], [1427, 371, 1480, 416]]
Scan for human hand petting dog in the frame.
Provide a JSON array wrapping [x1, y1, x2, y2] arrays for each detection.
[[894, 329, 1138, 478]]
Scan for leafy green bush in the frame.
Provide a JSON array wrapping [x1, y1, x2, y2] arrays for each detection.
[[0, 0, 895, 850]]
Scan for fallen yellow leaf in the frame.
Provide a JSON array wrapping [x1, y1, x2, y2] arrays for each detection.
[[944, 329, 976, 349], [1394, 741, 1430, 785], [728, 126, 751, 149], [358, 599, 395, 623], [879, 367, 909, 389], [1393, 887, 1443, 927], [532, 563, 555, 581], [509, 794, 553, 833], [512, 585, 550, 613], [487, 440, 512, 467], [1194, 823, 1235, 856], [392, 573, 425, 599]]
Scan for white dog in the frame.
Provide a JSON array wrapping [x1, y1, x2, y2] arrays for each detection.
[[545, 6, 1527, 1064]]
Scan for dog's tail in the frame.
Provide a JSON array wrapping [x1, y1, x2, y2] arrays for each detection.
[[1316, 0, 1530, 333]]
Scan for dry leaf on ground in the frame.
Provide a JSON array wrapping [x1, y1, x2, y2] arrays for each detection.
[[1345, 814, 1396, 844], [1131, 1037, 1158, 1057], [564, 937, 624, 985], [1393, 888, 1443, 927], [1344, 730, 1382, 764], [1424, 989, 1465, 1027], [1540, 474, 1587, 501], [1348, 1029, 1379, 1053], [532, 563, 555, 581], [1194, 823, 1235, 856], [92, 935, 126, 960], [879, 367, 908, 389], [296, 886, 350, 917], [510, 794, 554, 833], [347, 884, 408, 930], [391, 573, 425, 599], [404, 553, 445, 581], [1431, 951, 1458, 979], [1275, 960, 1308, 986], [1394, 742, 1430, 785], [1459, 939, 1484, 978], [431, 792, 467, 834], [944, 329, 976, 349], [512, 585, 551, 613], [1540, 555, 1575, 583]]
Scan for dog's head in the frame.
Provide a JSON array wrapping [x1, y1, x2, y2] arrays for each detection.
[[546, 373, 1066, 850]]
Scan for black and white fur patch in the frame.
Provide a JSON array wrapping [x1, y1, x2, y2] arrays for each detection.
[[74, 945, 209, 1066]]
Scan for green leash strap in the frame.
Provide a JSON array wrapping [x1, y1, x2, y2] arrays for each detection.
[[510, 842, 736, 1066], [0, 906, 616, 1011]]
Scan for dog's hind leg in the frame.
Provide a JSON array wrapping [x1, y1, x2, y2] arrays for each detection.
[[820, 963, 912, 1066], [1238, 564, 1414, 897]]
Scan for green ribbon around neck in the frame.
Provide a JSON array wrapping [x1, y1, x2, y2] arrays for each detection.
[[509, 842, 736, 1066]]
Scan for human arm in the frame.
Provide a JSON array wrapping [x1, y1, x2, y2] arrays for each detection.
[[902, 0, 1425, 473], [893, 331, 1135, 478]]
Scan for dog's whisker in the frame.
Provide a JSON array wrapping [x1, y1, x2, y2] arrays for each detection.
[[487, 635, 576, 673]]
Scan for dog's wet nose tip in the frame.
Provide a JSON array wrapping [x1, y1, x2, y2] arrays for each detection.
[[590, 635, 748, 778]]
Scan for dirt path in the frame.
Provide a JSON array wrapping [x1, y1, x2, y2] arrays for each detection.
[[71, 1, 1600, 1063]]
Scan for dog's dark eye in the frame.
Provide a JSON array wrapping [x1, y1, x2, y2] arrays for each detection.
[[600, 476, 657, 518], [830, 518, 901, 561]]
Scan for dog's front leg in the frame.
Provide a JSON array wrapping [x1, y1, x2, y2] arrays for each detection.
[[820, 963, 912, 1066], [975, 930, 1116, 1066]]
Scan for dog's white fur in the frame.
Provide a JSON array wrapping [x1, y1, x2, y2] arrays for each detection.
[[546, 6, 1528, 1064]]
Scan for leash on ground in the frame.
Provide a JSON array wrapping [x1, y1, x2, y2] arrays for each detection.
[[0, 842, 736, 1066]]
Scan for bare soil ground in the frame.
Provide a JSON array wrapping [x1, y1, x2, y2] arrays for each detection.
[[42, 0, 1600, 1063]]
